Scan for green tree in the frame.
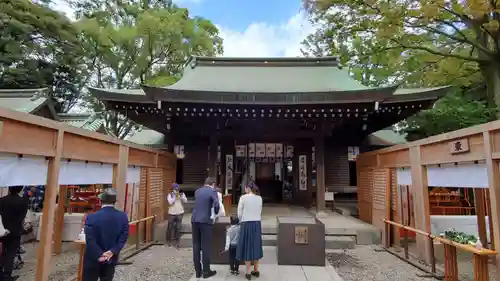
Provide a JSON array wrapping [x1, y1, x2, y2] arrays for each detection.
[[302, 0, 498, 140], [72, 0, 223, 138], [0, 0, 86, 113]]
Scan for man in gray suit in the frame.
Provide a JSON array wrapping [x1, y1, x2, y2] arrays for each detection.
[[191, 177, 220, 279]]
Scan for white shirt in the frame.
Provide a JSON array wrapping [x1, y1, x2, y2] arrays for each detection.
[[211, 191, 225, 221], [237, 193, 262, 222], [168, 192, 187, 215]]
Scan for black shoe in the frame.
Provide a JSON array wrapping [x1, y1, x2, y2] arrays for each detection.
[[245, 273, 252, 280], [202, 270, 216, 279], [234, 270, 240, 275], [251, 271, 260, 277]]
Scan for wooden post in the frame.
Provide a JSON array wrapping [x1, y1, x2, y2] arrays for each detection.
[[409, 146, 432, 265], [483, 131, 500, 266], [443, 244, 458, 281], [113, 145, 129, 211], [209, 136, 218, 178], [53, 185, 68, 255], [473, 254, 489, 281], [315, 135, 325, 213], [35, 130, 63, 281], [145, 168, 151, 242], [474, 189, 488, 246], [384, 168, 392, 247]]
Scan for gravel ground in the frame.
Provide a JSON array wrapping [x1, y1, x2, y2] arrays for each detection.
[[326, 245, 431, 281], [113, 245, 194, 281], [14, 243, 194, 281]]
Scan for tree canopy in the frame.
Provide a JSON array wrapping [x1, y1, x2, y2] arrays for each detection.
[[0, 0, 86, 112], [302, 0, 499, 140]]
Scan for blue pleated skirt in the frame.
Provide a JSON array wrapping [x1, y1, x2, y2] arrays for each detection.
[[236, 221, 263, 261]]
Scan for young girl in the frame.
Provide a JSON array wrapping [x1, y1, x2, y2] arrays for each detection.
[[224, 215, 240, 275]]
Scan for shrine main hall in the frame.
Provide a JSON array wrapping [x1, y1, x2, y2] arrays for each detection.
[[90, 56, 449, 211]]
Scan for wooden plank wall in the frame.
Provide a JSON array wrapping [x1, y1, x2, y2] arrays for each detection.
[[358, 168, 373, 224], [371, 169, 387, 232], [149, 168, 164, 219]]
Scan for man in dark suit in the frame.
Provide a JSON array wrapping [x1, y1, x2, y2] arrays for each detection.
[[0, 186, 29, 281], [83, 188, 129, 281], [191, 177, 220, 279]]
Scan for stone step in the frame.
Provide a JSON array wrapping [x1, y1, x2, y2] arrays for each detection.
[[169, 234, 355, 250]]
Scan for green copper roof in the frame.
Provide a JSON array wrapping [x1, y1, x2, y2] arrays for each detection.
[[165, 56, 368, 93], [57, 113, 104, 132], [124, 129, 165, 145], [0, 88, 49, 113], [366, 129, 407, 146]]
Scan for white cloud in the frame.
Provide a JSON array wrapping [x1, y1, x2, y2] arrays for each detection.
[[50, 0, 315, 58], [218, 12, 315, 57]]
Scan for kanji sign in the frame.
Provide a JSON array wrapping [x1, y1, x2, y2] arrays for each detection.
[[449, 138, 469, 154]]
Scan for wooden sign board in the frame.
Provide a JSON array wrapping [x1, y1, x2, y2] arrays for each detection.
[[266, 143, 276, 158], [276, 144, 283, 157], [286, 145, 294, 158], [449, 138, 470, 154], [299, 155, 307, 191], [225, 155, 233, 190], [294, 226, 309, 244], [256, 143, 266, 157], [235, 145, 246, 157], [248, 143, 256, 157]]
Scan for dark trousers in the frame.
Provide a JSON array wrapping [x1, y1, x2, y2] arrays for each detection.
[[166, 214, 183, 245], [82, 263, 116, 281], [191, 222, 213, 275], [0, 235, 21, 277], [229, 245, 238, 271]]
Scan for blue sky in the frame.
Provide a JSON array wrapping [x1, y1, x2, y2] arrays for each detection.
[[175, 0, 304, 33], [54, 0, 314, 57]]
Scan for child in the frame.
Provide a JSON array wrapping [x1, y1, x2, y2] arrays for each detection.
[[224, 214, 240, 275]]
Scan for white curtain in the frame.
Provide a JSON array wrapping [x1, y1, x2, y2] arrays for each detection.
[[0, 154, 48, 186], [126, 166, 141, 183], [59, 160, 113, 185], [427, 164, 488, 188], [396, 168, 412, 185]]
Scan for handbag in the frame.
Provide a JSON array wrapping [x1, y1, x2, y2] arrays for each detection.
[[0, 214, 8, 237], [22, 210, 34, 234]]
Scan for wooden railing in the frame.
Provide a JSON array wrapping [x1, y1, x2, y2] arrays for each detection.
[[383, 219, 496, 281], [73, 215, 158, 281]]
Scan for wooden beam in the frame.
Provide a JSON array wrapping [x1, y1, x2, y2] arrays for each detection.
[[53, 185, 68, 255], [483, 131, 500, 266], [474, 189, 488, 246], [145, 168, 151, 241], [409, 146, 432, 265], [35, 130, 63, 281], [114, 145, 129, 211], [315, 135, 326, 212]]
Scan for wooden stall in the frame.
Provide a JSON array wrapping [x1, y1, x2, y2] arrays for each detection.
[[357, 119, 500, 279], [0, 107, 176, 281]]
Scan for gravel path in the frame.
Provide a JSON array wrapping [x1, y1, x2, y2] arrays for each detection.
[[114, 245, 194, 281], [326, 245, 430, 281], [15, 243, 194, 281]]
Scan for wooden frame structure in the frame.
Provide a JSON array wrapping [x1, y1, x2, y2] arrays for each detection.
[[357, 119, 500, 273], [0, 107, 175, 281]]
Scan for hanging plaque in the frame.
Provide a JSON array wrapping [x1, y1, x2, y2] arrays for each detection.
[[299, 155, 307, 191], [266, 143, 276, 158], [286, 145, 294, 158], [256, 143, 266, 157], [312, 146, 316, 166], [235, 145, 246, 157], [248, 143, 256, 158], [225, 155, 233, 190], [276, 144, 283, 158]]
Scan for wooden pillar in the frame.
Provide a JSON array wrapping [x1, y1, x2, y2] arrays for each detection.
[[53, 185, 68, 255], [35, 130, 63, 281], [208, 136, 218, 178], [483, 131, 500, 266], [315, 135, 325, 213], [409, 146, 432, 265], [474, 189, 488, 246], [113, 145, 129, 211]]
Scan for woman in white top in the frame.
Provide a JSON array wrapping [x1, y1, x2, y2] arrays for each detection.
[[236, 181, 263, 280]]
